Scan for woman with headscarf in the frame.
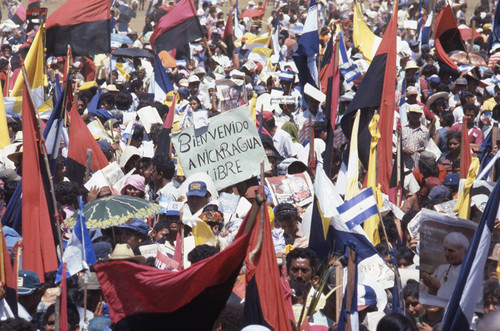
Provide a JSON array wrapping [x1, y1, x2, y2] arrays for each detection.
[[281, 122, 304, 156], [121, 174, 146, 199]]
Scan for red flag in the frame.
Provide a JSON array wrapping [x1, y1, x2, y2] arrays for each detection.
[[376, 3, 398, 194], [0, 227, 17, 316], [434, 5, 465, 71], [21, 85, 58, 282], [66, 106, 109, 183], [460, 117, 472, 179], [244, 197, 293, 330], [60, 262, 68, 331]]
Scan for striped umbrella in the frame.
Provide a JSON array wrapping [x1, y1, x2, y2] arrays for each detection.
[[65, 195, 161, 229]]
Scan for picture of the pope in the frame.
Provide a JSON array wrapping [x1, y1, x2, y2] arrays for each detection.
[[421, 232, 469, 301]]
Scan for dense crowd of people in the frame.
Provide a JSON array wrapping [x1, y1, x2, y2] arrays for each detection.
[[0, 0, 499, 330]]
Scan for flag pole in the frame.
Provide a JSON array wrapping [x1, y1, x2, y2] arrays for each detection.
[[491, 123, 498, 180], [21, 63, 65, 256], [249, 159, 265, 264]]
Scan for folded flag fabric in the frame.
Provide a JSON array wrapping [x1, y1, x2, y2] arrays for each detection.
[[46, 0, 111, 56], [150, 0, 203, 54], [337, 188, 379, 230]]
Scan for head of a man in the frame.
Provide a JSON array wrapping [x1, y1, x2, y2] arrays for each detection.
[[286, 247, 319, 293], [186, 181, 211, 214], [275, 203, 300, 237], [443, 232, 469, 266]]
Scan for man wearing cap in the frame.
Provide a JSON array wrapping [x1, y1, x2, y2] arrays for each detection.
[[448, 77, 469, 111], [400, 86, 434, 126], [17, 270, 44, 321], [295, 85, 325, 131], [115, 218, 151, 251], [183, 181, 212, 224], [402, 104, 430, 170]]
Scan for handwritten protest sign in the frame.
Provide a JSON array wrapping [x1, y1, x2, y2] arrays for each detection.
[[172, 106, 270, 190]]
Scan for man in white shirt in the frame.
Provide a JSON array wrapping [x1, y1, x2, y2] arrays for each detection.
[[148, 154, 179, 204]]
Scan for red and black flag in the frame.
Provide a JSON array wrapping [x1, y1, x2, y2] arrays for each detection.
[[340, 2, 398, 194], [150, 0, 204, 54], [21, 85, 58, 283], [94, 203, 259, 330], [434, 5, 465, 72], [46, 0, 111, 57], [223, 7, 235, 57], [11, 4, 26, 26], [244, 197, 293, 330], [66, 106, 109, 184]]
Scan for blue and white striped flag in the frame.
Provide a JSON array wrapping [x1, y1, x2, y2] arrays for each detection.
[[336, 188, 379, 230], [441, 180, 500, 331], [56, 196, 97, 283], [338, 33, 362, 83], [293, 0, 319, 88]]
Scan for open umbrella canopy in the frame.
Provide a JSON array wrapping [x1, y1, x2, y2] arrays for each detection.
[[65, 195, 161, 229], [111, 33, 134, 45]]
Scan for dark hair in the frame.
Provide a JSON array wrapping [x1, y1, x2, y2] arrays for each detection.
[[217, 303, 244, 331], [43, 302, 80, 330], [154, 101, 169, 118], [99, 93, 115, 107], [55, 181, 80, 207], [403, 279, 420, 299], [422, 64, 437, 77], [286, 247, 319, 276], [446, 131, 461, 145], [274, 203, 298, 222], [115, 92, 133, 110], [152, 153, 176, 180], [153, 220, 169, 232], [463, 102, 478, 116], [188, 96, 202, 108], [396, 246, 415, 266], [263, 116, 276, 129], [3, 180, 19, 205], [376, 313, 416, 331], [440, 111, 455, 127], [132, 124, 145, 142], [129, 79, 143, 94], [0, 318, 35, 330], [375, 242, 390, 257], [187, 244, 219, 264], [380, 216, 399, 245], [459, 89, 475, 105]]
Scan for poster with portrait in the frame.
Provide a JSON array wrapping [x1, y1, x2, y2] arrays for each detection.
[[216, 79, 244, 111], [419, 209, 479, 309], [265, 173, 314, 207]]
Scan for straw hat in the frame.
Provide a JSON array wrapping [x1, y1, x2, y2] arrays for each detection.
[[426, 91, 449, 109], [405, 60, 419, 70], [105, 243, 146, 264]]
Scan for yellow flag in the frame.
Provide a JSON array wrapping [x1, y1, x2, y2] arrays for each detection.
[[454, 157, 480, 219], [364, 114, 382, 246], [345, 110, 361, 200], [193, 221, 216, 246], [11, 24, 45, 109], [353, 0, 381, 62], [0, 93, 10, 149]]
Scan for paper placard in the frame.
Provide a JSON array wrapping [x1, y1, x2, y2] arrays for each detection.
[[139, 243, 159, 258], [137, 106, 162, 133], [84, 162, 124, 190], [265, 173, 314, 207]]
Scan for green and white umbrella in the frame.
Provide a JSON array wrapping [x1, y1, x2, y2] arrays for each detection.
[[65, 195, 161, 229]]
